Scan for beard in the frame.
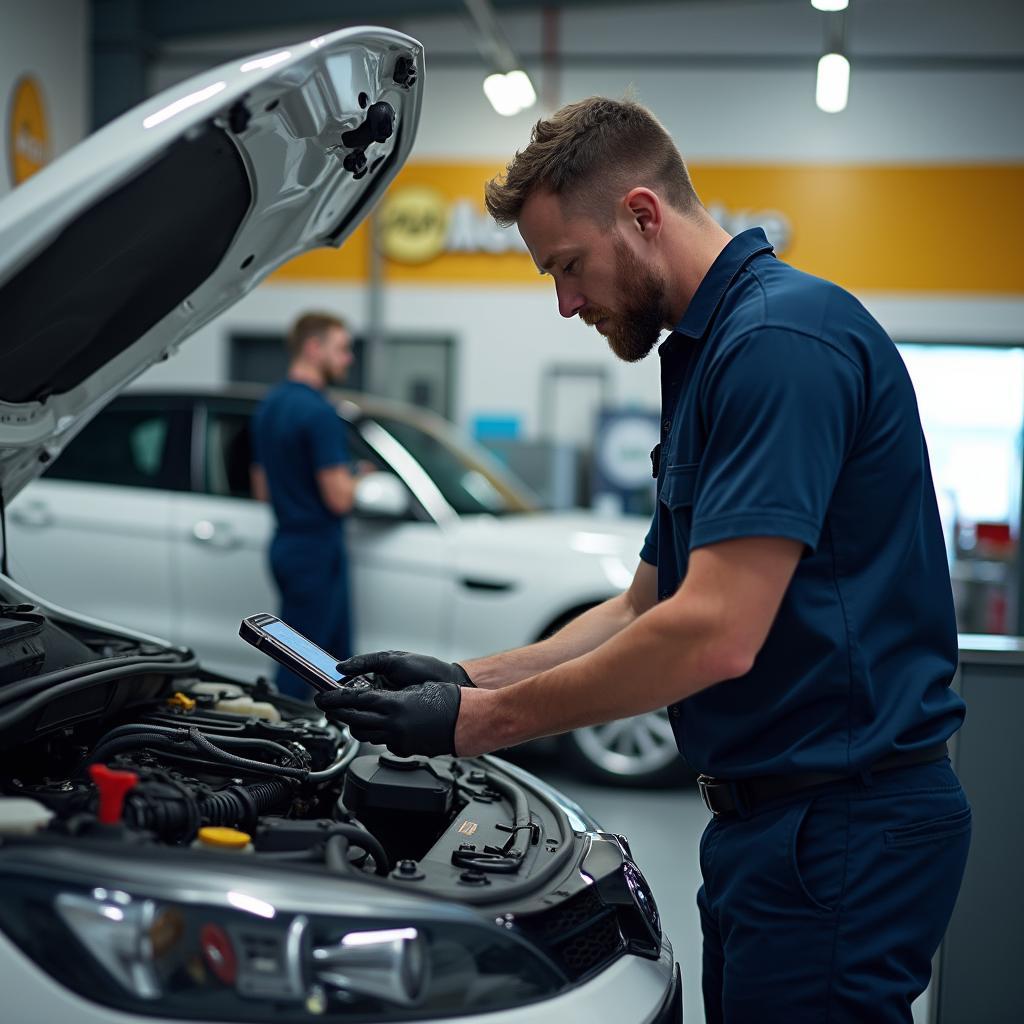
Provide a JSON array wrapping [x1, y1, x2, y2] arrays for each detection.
[[579, 238, 669, 363]]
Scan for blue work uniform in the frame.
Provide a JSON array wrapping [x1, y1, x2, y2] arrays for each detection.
[[251, 381, 352, 698], [643, 229, 971, 1022]]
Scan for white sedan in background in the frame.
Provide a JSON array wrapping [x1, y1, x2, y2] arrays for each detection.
[[8, 387, 685, 787]]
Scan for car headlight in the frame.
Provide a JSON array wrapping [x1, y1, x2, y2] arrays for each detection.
[[0, 846, 565, 1020]]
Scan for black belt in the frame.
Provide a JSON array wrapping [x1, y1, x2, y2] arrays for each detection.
[[697, 742, 949, 818]]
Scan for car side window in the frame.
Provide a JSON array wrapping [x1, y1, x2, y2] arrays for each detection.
[[203, 405, 386, 500], [44, 403, 191, 491], [205, 409, 255, 499]]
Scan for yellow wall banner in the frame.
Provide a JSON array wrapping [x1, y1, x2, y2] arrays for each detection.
[[271, 161, 1024, 295], [6, 75, 50, 186]]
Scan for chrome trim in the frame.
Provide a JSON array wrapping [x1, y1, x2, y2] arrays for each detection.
[[190, 401, 208, 493], [357, 420, 457, 527]]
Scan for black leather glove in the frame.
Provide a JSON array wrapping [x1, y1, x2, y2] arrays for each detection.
[[315, 682, 462, 757], [336, 651, 474, 691]]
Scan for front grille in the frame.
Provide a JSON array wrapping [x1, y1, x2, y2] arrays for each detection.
[[516, 885, 626, 981], [553, 909, 623, 977], [527, 884, 604, 942]]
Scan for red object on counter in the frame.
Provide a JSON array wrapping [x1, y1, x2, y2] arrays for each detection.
[[88, 764, 139, 825], [975, 522, 1013, 547]]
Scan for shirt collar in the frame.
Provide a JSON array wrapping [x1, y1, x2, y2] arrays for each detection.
[[670, 227, 775, 340]]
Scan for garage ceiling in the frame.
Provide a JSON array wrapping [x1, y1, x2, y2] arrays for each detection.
[[91, 0, 1024, 128], [105, 0, 801, 39]]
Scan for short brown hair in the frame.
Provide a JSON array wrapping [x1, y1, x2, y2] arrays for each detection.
[[286, 312, 347, 359], [484, 96, 700, 227]]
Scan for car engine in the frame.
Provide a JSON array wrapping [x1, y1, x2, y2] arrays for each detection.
[[0, 602, 668, 1021], [0, 660, 556, 887]]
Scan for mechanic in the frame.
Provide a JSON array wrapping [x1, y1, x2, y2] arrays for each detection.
[[250, 312, 361, 699], [315, 98, 971, 1022]]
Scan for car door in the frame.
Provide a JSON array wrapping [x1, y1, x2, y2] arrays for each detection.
[[342, 419, 454, 660], [5, 397, 190, 640], [170, 397, 453, 681], [168, 397, 276, 678]]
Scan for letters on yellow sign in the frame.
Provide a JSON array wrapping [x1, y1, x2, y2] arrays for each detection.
[[271, 161, 1024, 295], [7, 76, 50, 186]]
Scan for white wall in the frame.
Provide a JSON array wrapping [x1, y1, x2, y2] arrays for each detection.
[[138, 0, 1024, 438], [0, 0, 90, 199]]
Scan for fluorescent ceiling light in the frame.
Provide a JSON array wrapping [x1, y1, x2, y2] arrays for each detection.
[[816, 53, 850, 113], [811, 0, 849, 10], [483, 69, 537, 116]]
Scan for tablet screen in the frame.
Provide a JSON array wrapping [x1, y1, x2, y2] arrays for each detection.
[[263, 620, 345, 683]]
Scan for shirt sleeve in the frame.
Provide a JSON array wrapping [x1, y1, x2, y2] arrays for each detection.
[[640, 510, 658, 565], [690, 327, 864, 552], [308, 403, 350, 471]]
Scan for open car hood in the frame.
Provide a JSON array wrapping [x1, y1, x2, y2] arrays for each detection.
[[0, 26, 422, 502]]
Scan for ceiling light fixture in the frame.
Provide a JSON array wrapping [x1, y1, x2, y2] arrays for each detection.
[[464, 0, 537, 116], [483, 69, 537, 117], [816, 52, 850, 112], [811, 0, 849, 10]]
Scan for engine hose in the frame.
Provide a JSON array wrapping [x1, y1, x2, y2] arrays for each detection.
[[0, 653, 198, 709], [88, 730, 294, 777], [0, 661, 202, 733], [95, 723, 303, 769], [200, 779, 294, 834], [125, 778, 295, 840], [124, 778, 201, 841], [88, 732, 194, 766], [324, 829, 390, 877], [188, 728, 309, 780]]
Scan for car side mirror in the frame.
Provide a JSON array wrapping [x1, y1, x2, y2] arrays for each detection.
[[354, 472, 412, 519]]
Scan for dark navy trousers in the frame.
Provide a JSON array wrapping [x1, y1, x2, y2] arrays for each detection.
[[697, 757, 971, 1023], [269, 527, 352, 700]]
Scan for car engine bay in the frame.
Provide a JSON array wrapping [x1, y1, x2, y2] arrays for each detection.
[[0, 600, 562, 891], [0, 598, 666, 1019]]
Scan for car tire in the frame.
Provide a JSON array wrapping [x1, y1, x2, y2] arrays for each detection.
[[559, 710, 693, 788]]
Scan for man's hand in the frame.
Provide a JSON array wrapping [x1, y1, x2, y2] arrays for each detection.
[[337, 651, 474, 691], [315, 683, 462, 757]]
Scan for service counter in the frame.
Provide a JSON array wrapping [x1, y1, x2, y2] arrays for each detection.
[[933, 635, 1024, 1022]]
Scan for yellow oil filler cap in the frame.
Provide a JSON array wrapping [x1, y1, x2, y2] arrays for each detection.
[[167, 692, 197, 712], [194, 826, 253, 852]]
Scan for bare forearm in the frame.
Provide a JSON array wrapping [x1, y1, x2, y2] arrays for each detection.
[[462, 592, 640, 690], [458, 593, 747, 755], [250, 466, 269, 502], [457, 538, 805, 756]]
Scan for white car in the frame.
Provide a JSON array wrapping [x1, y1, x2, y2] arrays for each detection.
[[0, 27, 682, 1024], [8, 386, 686, 788]]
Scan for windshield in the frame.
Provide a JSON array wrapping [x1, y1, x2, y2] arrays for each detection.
[[369, 413, 541, 516]]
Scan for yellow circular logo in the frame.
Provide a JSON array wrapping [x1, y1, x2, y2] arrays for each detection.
[[376, 186, 449, 265], [7, 75, 50, 186]]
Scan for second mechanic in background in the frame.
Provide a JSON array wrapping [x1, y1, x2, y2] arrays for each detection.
[[250, 312, 361, 699]]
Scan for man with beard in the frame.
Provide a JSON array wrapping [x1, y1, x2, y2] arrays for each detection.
[[315, 99, 970, 1022], [250, 312, 360, 699]]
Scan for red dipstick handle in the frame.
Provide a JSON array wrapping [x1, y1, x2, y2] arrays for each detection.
[[88, 764, 139, 825]]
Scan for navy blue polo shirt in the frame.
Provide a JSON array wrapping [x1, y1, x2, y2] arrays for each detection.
[[641, 228, 965, 778], [251, 381, 350, 533]]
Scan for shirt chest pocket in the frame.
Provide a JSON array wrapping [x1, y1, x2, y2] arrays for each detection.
[[658, 463, 699, 572]]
